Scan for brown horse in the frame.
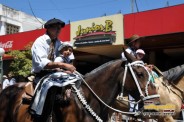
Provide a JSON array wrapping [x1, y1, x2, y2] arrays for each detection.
[[52, 51, 159, 122], [0, 82, 57, 122], [0, 51, 158, 122]]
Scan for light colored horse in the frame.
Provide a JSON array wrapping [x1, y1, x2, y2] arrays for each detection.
[[154, 77, 181, 122], [111, 64, 184, 122]]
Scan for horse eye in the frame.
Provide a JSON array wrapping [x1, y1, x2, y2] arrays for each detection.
[[136, 72, 144, 78]]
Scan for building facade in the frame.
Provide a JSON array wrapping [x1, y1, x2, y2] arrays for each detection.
[[0, 4, 45, 35], [0, 4, 184, 74]]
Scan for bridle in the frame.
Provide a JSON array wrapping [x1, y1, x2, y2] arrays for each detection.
[[72, 71, 137, 122], [119, 60, 160, 102], [71, 60, 160, 122]]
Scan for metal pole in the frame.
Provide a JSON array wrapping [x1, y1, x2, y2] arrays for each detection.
[[0, 56, 2, 90], [131, 0, 134, 13], [0, 48, 5, 90]]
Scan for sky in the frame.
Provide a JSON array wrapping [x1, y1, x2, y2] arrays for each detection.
[[0, 0, 184, 24]]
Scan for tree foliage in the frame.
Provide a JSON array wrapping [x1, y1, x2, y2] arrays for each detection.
[[7, 42, 33, 77]]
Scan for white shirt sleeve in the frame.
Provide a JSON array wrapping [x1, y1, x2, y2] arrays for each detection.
[[3, 79, 10, 89], [9, 78, 16, 85], [54, 57, 64, 62], [31, 36, 51, 73], [121, 48, 132, 61], [69, 53, 75, 60]]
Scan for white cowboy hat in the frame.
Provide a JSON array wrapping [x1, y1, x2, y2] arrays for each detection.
[[28, 76, 35, 82], [3, 75, 7, 78], [58, 42, 73, 51], [136, 49, 145, 55]]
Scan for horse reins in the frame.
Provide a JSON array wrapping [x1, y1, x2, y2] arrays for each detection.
[[72, 71, 139, 122], [71, 61, 160, 121], [161, 81, 184, 103]]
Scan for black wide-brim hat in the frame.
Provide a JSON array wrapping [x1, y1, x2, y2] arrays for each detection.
[[44, 18, 65, 29], [126, 34, 141, 44]]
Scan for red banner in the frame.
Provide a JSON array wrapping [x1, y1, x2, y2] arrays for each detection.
[[0, 24, 70, 52]]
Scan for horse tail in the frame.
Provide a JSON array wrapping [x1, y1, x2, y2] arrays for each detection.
[[0, 85, 25, 122]]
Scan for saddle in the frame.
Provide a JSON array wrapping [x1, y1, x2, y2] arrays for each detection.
[[30, 72, 80, 115], [22, 82, 34, 104]]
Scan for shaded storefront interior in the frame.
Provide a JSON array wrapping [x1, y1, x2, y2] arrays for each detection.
[[141, 32, 184, 71], [123, 4, 184, 71]]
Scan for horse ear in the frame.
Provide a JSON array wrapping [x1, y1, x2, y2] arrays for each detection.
[[123, 48, 137, 62]]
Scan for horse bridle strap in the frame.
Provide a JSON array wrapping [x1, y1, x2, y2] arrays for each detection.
[[120, 61, 160, 103], [73, 71, 138, 117], [72, 85, 103, 122], [128, 61, 145, 98]]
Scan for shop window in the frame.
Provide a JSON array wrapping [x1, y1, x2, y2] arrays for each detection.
[[6, 23, 19, 34]]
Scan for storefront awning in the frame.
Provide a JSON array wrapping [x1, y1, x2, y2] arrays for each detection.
[[2, 54, 13, 60]]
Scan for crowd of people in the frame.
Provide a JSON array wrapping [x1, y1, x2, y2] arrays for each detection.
[[2, 73, 16, 89]]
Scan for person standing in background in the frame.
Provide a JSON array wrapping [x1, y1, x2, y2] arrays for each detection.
[[121, 34, 143, 112], [121, 34, 142, 61], [8, 72, 16, 86], [135, 49, 145, 60], [2, 75, 10, 89]]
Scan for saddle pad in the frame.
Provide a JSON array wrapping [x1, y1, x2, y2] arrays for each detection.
[[31, 72, 80, 115]]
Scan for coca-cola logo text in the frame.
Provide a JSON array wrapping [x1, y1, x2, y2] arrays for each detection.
[[0, 41, 13, 49]]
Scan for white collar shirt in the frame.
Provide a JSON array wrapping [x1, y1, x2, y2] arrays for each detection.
[[3, 79, 10, 89], [9, 78, 16, 85], [54, 55, 71, 64], [31, 34, 62, 73], [121, 47, 136, 61]]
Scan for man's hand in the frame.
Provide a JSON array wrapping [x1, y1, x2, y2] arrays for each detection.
[[147, 64, 154, 70], [45, 62, 76, 73], [62, 63, 76, 73], [145, 64, 154, 72]]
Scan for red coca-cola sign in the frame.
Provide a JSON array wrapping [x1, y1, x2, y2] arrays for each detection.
[[0, 41, 13, 49]]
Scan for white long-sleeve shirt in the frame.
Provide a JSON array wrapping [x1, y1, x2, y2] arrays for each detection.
[[31, 34, 76, 73], [2, 79, 10, 89], [9, 78, 16, 85], [54, 54, 74, 64], [31, 34, 61, 73], [121, 47, 136, 61]]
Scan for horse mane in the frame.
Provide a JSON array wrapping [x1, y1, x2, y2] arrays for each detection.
[[163, 64, 184, 83], [84, 59, 121, 77], [0, 85, 25, 104], [0, 85, 25, 121]]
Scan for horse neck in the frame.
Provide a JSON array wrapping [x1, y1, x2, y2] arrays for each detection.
[[0, 85, 26, 122], [81, 61, 123, 117]]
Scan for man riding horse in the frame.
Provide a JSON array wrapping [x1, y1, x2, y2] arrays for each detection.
[[31, 18, 76, 84], [30, 18, 77, 115]]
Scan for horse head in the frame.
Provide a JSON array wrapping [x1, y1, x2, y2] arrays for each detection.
[[123, 49, 160, 105]]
